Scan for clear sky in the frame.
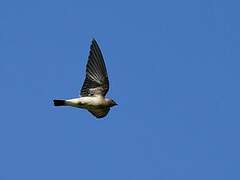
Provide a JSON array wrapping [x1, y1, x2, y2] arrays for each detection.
[[0, 0, 240, 179]]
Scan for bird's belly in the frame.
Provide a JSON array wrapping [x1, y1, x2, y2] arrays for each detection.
[[84, 97, 106, 109], [65, 97, 105, 109]]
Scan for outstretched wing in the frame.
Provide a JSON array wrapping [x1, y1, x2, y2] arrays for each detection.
[[80, 39, 109, 97], [88, 108, 110, 118]]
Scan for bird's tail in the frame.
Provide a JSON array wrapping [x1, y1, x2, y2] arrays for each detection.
[[53, 99, 66, 106]]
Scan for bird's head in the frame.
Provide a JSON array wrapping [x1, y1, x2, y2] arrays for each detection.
[[107, 99, 118, 107]]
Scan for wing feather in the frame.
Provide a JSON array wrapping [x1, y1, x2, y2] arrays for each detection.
[[80, 39, 109, 97], [88, 108, 110, 118]]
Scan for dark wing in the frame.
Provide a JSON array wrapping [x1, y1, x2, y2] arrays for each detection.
[[80, 39, 109, 97], [88, 108, 110, 118]]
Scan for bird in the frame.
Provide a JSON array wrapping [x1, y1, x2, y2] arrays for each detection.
[[53, 39, 117, 118]]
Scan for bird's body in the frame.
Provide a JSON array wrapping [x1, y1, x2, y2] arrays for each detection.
[[53, 39, 117, 118], [66, 96, 105, 108], [57, 96, 110, 109]]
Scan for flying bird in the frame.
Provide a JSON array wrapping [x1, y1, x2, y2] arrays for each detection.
[[53, 39, 117, 118]]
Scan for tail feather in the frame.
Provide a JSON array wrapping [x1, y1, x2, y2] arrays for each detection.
[[53, 99, 66, 106]]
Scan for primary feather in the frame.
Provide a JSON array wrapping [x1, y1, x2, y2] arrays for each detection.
[[80, 39, 109, 97]]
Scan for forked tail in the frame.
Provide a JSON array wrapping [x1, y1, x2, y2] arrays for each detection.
[[53, 99, 66, 106]]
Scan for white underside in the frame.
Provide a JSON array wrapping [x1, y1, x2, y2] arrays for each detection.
[[64, 96, 106, 109]]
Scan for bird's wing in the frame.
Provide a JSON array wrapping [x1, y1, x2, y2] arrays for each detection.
[[88, 108, 110, 118], [80, 39, 109, 97]]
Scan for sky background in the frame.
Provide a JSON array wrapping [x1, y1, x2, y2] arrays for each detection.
[[0, 0, 240, 179]]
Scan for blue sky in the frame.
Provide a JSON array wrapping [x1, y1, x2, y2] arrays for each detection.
[[0, 0, 240, 179]]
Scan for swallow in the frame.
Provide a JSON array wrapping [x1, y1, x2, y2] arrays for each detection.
[[53, 39, 117, 118]]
